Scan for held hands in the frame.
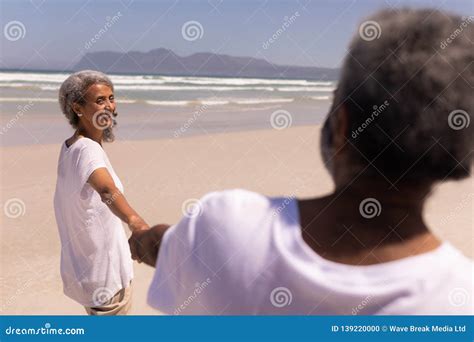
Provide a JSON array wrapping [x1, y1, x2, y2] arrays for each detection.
[[128, 224, 170, 267]]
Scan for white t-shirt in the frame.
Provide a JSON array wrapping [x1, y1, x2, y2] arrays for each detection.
[[54, 137, 133, 307], [148, 189, 474, 315]]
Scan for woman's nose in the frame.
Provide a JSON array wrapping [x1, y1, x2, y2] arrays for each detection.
[[104, 100, 114, 111]]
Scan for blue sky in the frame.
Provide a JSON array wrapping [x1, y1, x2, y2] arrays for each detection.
[[1, 0, 472, 70]]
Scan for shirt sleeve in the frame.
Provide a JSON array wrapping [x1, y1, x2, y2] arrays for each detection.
[[146, 190, 272, 314], [146, 193, 219, 314], [76, 140, 107, 187]]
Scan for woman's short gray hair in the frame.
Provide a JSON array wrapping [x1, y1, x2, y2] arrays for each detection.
[[322, 9, 474, 182], [59, 70, 114, 128]]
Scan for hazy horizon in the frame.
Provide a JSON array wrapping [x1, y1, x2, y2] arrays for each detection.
[[0, 47, 341, 75]]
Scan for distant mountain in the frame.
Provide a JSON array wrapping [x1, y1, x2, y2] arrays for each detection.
[[74, 48, 339, 80]]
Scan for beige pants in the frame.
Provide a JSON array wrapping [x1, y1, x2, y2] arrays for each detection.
[[84, 283, 132, 316]]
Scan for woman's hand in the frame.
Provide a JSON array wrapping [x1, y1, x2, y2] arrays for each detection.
[[128, 224, 170, 267]]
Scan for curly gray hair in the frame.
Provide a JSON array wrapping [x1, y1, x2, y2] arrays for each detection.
[[59, 70, 115, 141], [322, 9, 474, 182]]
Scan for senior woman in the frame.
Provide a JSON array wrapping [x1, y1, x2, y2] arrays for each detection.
[[131, 8, 473, 315], [54, 70, 148, 315]]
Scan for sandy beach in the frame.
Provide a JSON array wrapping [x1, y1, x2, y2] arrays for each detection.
[[0, 125, 472, 315]]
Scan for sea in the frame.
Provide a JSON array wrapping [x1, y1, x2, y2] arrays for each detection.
[[0, 70, 336, 146]]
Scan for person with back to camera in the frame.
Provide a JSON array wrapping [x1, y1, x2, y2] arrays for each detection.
[[131, 9, 474, 314]]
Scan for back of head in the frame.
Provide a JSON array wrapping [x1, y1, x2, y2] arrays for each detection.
[[323, 9, 473, 182]]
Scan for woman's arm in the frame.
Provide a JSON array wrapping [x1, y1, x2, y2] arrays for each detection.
[[88, 167, 149, 232]]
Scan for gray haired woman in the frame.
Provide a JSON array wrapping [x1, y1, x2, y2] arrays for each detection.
[[54, 70, 148, 315]]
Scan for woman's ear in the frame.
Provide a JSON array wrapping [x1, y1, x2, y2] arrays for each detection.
[[72, 103, 83, 117]]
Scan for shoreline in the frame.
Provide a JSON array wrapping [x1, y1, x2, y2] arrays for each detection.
[[1, 123, 321, 149], [1, 101, 331, 147]]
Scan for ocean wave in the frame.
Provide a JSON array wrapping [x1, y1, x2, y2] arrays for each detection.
[[0, 97, 57, 102], [146, 100, 190, 106], [0, 72, 336, 89], [146, 100, 231, 107], [0, 82, 335, 93], [114, 85, 333, 92], [200, 99, 230, 106], [308, 95, 331, 100], [233, 98, 294, 105], [277, 86, 335, 92], [0, 95, 332, 106], [114, 85, 277, 91], [0, 82, 45, 90], [0, 72, 70, 83], [159, 75, 334, 86]]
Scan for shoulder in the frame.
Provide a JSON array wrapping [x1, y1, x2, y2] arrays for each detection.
[[444, 247, 474, 285], [65, 137, 100, 150], [164, 189, 297, 254], [198, 189, 296, 226], [200, 189, 271, 214], [432, 244, 474, 313], [180, 189, 294, 251], [75, 137, 102, 152], [195, 189, 273, 230], [67, 138, 104, 161], [166, 189, 274, 246], [61, 138, 107, 185]]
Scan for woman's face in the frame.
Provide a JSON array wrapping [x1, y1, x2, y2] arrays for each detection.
[[74, 83, 116, 132]]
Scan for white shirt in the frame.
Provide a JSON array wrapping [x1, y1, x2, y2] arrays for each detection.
[[148, 189, 474, 315], [54, 137, 133, 307]]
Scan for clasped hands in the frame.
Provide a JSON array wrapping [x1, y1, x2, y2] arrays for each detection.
[[127, 224, 170, 267]]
